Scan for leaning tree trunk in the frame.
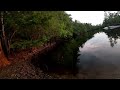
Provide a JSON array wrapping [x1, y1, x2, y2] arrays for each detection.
[[0, 11, 10, 58]]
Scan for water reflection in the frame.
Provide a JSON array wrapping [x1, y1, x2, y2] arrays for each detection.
[[104, 28, 120, 47], [31, 40, 79, 75], [31, 28, 120, 78], [77, 29, 120, 78], [31, 36, 91, 76]]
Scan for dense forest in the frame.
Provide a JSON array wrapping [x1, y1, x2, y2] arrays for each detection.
[[1, 11, 120, 58], [0, 11, 103, 57]]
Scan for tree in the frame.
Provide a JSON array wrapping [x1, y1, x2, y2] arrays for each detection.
[[0, 11, 10, 57], [103, 11, 120, 26]]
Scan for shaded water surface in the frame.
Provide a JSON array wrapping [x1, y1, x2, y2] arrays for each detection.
[[31, 28, 120, 79]]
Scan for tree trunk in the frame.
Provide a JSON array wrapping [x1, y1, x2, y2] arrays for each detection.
[[0, 39, 10, 67], [0, 11, 10, 58]]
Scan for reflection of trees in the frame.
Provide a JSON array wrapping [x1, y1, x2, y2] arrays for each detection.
[[104, 28, 120, 47], [32, 29, 103, 75], [109, 37, 116, 47]]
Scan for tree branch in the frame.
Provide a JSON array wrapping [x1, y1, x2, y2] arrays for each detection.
[[9, 30, 16, 44]]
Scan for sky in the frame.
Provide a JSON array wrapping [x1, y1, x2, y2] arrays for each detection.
[[65, 11, 117, 25]]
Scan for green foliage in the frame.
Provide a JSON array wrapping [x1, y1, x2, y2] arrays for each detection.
[[3, 11, 100, 50], [103, 11, 120, 26], [10, 40, 43, 49], [72, 20, 98, 36]]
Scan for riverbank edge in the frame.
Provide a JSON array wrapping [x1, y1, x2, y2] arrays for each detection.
[[6, 38, 71, 66]]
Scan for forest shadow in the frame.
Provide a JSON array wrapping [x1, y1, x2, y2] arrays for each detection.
[[30, 31, 98, 75]]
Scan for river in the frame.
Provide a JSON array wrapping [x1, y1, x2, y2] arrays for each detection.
[[77, 31, 120, 79], [32, 28, 120, 79]]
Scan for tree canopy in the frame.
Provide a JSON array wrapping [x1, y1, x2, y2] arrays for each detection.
[[103, 11, 120, 26], [0, 11, 101, 56]]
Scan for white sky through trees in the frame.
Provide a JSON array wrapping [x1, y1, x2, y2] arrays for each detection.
[[65, 11, 117, 25]]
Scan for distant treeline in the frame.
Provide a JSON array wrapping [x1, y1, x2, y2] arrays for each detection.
[[103, 11, 120, 26]]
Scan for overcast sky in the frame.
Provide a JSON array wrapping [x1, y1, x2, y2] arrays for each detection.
[[65, 11, 117, 25]]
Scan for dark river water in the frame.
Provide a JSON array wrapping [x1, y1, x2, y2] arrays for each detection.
[[77, 32, 120, 79], [32, 28, 120, 79]]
